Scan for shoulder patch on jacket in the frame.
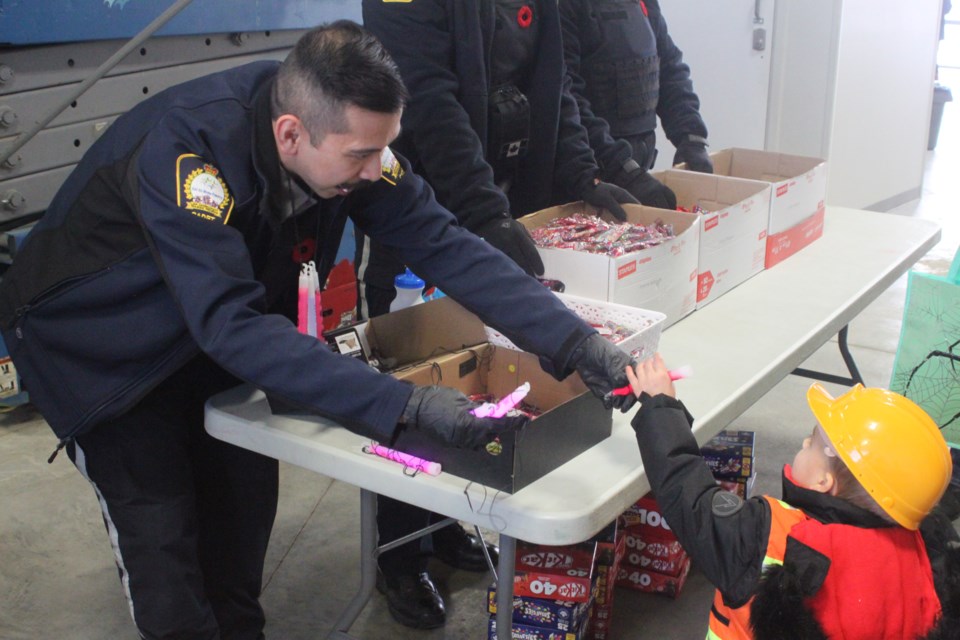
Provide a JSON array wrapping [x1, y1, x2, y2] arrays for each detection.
[[712, 490, 745, 517], [380, 147, 405, 185], [176, 154, 234, 223]]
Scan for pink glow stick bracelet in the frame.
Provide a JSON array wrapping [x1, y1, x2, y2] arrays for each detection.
[[610, 365, 693, 397], [369, 443, 441, 476]]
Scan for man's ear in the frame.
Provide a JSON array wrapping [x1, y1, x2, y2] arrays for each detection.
[[274, 115, 302, 156]]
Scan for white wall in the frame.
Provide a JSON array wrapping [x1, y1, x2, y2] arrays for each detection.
[[766, 0, 842, 159], [830, 0, 941, 208], [767, 0, 942, 209], [652, 0, 774, 171]]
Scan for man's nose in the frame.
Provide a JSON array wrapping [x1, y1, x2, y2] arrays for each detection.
[[358, 153, 382, 182]]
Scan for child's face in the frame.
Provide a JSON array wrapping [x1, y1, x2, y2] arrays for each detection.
[[791, 425, 836, 491]]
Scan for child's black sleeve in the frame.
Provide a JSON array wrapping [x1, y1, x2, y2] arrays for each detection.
[[631, 393, 772, 607]]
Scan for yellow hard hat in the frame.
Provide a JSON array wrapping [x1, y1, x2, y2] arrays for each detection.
[[806, 383, 952, 530]]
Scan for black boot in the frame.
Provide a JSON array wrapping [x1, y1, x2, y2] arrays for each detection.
[[376, 569, 446, 629], [433, 524, 499, 572]]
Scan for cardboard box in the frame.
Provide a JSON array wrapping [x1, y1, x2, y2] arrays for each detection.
[[620, 494, 676, 541], [615, 553, 692, 598], [702, 445, 753, 479], [584, 526, 626, 640], [621, 531, 686, 576], [590, 519, 625, 570], [519, 202, 699, 327], [701, 148, 827, 269], [716, 473, 758, 499], [487, 588, 592, 632], [512, 540, 597, 603], [585, 605, 614, 639], [365, 297, 612, 493], [702, 429, 755, 480], [704, 429, 756, 446], [488, 615, 588, 640], [653, 169, 770, 308]]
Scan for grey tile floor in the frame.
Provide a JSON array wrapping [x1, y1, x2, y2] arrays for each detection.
[[2, 70, 958, 640]]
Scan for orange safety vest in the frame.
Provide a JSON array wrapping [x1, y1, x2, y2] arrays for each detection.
[[706, 497, 805, 640], [706, 496, 941, 640]]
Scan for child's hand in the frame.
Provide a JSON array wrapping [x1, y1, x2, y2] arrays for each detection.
[[625, 353, 676, 399]]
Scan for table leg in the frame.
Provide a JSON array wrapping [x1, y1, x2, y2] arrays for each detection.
[[792, 325, 865, 386], [327, 488, 378, 639], [495, 534, 516, 639]]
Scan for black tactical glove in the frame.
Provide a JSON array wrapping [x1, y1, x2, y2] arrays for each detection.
[[475, 215, 544, 277], [401, 385, 527, 450], [673, 137, 714, 173], [578, 179, 639, 222], [618, 161, 677, 210], [569, 334, 637, 412]]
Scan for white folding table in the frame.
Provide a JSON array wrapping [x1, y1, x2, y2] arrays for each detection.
[[205, 206, 941, 639]]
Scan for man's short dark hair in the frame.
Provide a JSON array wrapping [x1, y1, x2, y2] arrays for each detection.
[[271, 20, 409, 142]]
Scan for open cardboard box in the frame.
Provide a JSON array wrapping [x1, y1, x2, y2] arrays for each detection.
[[653, 169, 770, 308], [365, 297, 612, 493], [519, 202, 699, 328], [680, 148, 827, 268]]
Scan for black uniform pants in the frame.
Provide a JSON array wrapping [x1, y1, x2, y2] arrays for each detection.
[[67, 355, 279, 640], [354, 232, 460, 576]]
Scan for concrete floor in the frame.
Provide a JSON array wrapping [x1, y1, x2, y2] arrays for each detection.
[[2, 71, 958, 639]]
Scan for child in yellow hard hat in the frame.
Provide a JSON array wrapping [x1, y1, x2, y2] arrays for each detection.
[[625, 354, 960, 640]]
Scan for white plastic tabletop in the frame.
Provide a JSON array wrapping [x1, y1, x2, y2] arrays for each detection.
[[205, 206, 941, 545]]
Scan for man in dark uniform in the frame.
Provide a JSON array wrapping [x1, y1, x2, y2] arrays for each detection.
[[0, 22, 634, 639], [560, 0, 714, 183], [356, 0, 662, 630]]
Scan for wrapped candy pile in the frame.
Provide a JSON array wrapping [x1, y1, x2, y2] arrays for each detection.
[[591, 320, 637, 345], [529, 213, 675, 257]]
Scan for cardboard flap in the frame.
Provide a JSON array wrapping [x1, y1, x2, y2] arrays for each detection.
[[364, 297, 487, 369], [655, 169, 770, 213], [487, 348, 587, 410], [713, 148, 824, 182]]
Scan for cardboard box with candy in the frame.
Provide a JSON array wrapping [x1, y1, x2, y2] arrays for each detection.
[[487, 587, 592, 633], [615, 554, 692, 598], [512, 540, 597, 603], [488, 616, 588, 640], [680, 148, 826, 269], [653, 169, 771, 309], [519, 203, 699, 328], [363, 297, 613, 493]]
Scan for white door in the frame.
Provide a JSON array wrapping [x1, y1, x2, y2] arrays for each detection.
[[652, 0, 774, 170]]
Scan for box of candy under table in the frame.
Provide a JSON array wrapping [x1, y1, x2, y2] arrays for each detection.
[[363, 297, 612, 493], [519, 203, 699, 328], [652, 169, 771, 308], [485, 292, 666, 361]]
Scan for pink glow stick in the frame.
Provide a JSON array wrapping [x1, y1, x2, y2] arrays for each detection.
[[297, 270, 310, 335], [471, 382, 531, 418], [610, 365, 693, 397], [369, 443, 441, 476], [311, 262, 323, 338]]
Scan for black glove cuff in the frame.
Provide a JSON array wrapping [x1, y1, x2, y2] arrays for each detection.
[[612, 159, 646, 187]]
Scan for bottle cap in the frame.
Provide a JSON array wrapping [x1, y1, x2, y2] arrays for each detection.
[[394, 267, 425, 290]]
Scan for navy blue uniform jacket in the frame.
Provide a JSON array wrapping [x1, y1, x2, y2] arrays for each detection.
[[0, 61, 592, 444], [361, 0, 601, 229], [560, 0, 708, 171]]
